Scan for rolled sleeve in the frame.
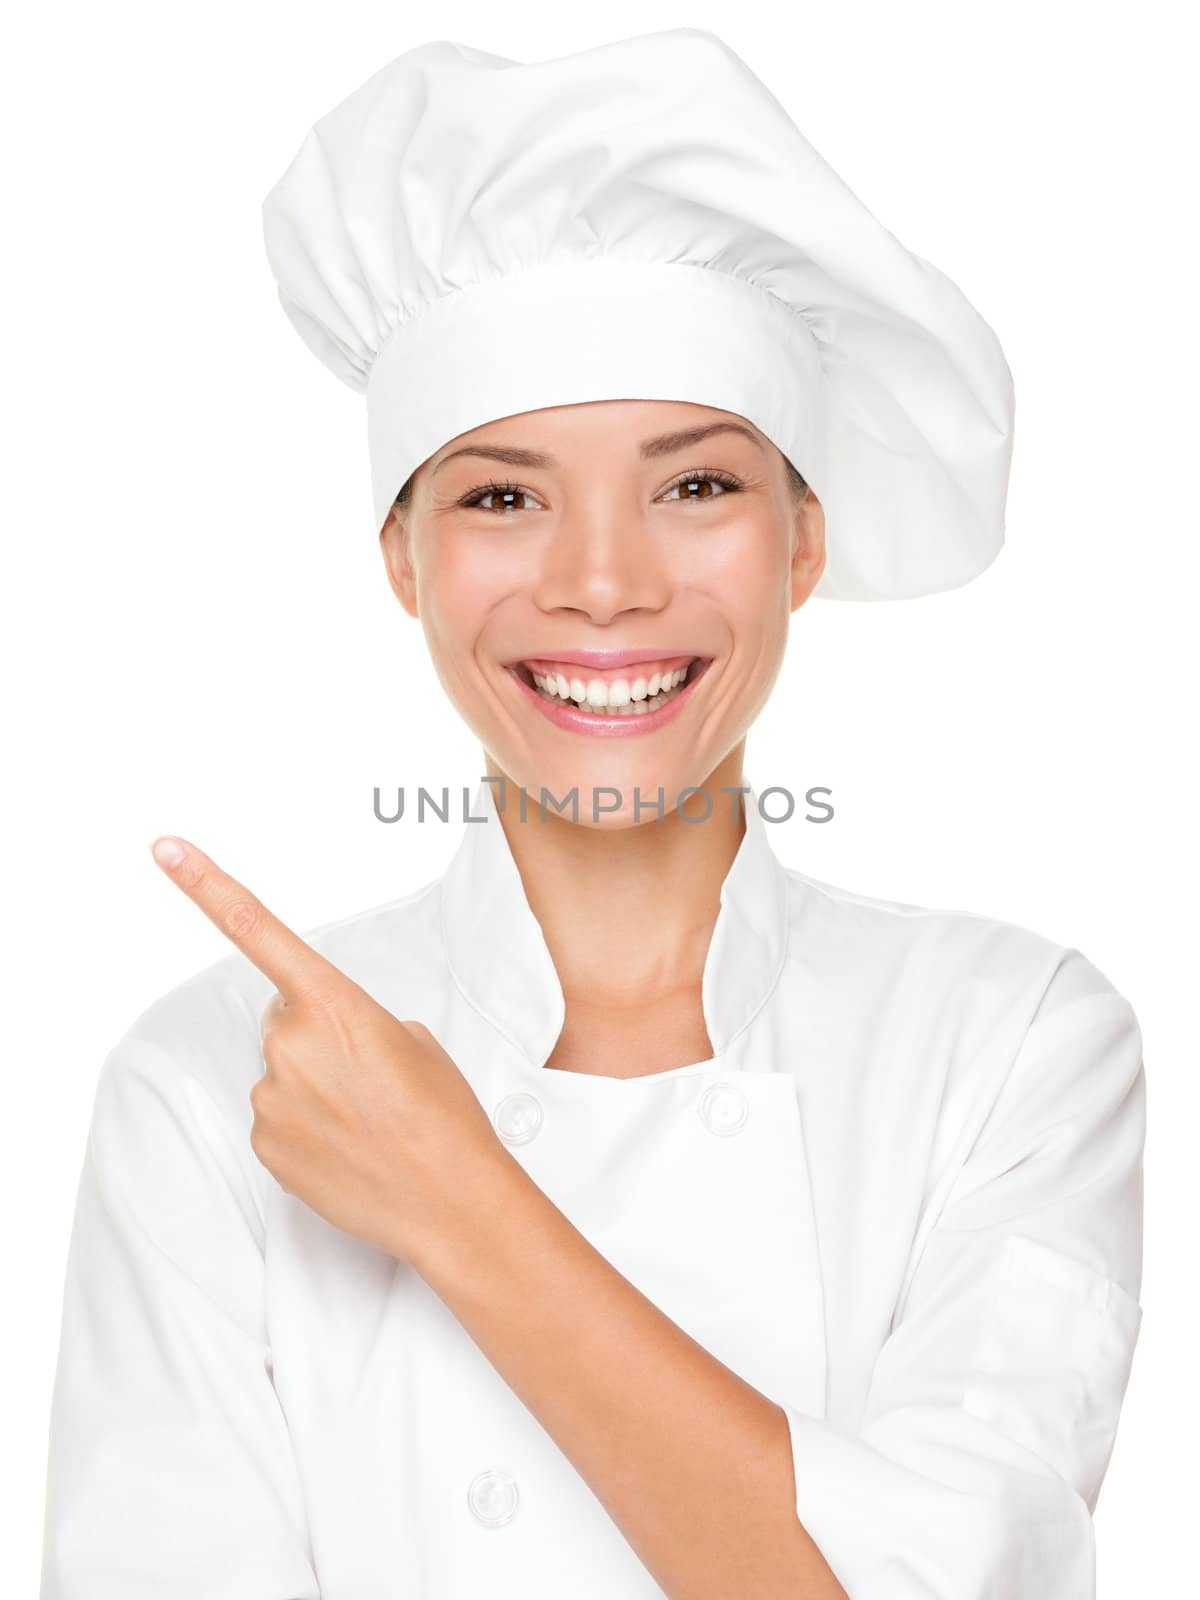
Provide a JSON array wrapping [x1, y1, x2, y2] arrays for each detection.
[[783, 948, 1146, 1598], [40, 1021, 321, 1599]]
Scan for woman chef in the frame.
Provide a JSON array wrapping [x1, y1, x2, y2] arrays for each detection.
[[40, 29, 1145, 1600]]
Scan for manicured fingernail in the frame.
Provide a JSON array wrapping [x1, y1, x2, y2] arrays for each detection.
[[151, 836, 187, 868]]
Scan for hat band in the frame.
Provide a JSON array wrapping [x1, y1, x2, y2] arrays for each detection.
[[365, 255, 826, 532]]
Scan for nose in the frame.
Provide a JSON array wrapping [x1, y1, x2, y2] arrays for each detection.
[[529, 500, 674, 625]]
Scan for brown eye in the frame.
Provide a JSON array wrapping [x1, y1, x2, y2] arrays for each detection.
[[660, 470, 742, 503], [459, 480, 539, 514]]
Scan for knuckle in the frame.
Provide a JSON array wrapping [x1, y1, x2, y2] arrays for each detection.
[[222, 897, 263, 941], [175, 856, 207, 893], [307, 983, 339, 1015], [307, 987, 347, 1032]]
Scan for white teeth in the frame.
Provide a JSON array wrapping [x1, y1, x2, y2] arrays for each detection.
[[530, 668, 686, 702], [528, 662, 697, 714]]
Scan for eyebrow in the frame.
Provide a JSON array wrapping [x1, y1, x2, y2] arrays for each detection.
[[429, 421, 765, 477]]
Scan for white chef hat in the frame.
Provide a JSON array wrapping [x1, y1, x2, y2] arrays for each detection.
[[260, 28, 1014, 601]]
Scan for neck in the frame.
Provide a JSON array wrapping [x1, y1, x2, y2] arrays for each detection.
[[483, 747, 748, 1011]]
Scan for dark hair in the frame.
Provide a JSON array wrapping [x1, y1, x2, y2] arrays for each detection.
[[784, 458, 809, 497], [391, 454, 807, 511]]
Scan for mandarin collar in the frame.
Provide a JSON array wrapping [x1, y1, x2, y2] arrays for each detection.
[[438, 777, 790, 1068]]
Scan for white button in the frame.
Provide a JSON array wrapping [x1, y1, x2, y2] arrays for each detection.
[[698, 1081, 748, 1136], [493, 1091, 543, 1145], [467, 1467, 519, 1526]]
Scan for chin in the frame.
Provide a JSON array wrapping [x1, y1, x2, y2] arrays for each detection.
[[488, 757, 725, 831]]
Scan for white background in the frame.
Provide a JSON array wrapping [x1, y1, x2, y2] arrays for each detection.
[[5, 1, 1194, 1591]]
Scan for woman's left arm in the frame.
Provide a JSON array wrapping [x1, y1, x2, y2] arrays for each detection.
[[408, 945, 1146, 1600], [410, 1138, 847, 1600]]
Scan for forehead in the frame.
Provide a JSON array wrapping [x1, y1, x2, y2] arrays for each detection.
[[428, 400, 770, 477]]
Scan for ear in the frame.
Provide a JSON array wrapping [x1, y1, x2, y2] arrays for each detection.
[[379, 507, 420, 619], [790, 487, 827, 612]]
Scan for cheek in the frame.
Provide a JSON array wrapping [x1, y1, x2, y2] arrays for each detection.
[[685, 513, 792, 618], [417, 534, 512, 649], [413, 531, 535, 703]]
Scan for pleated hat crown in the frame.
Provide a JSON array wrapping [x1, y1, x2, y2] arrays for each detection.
[[261, 28, 1014, 601]]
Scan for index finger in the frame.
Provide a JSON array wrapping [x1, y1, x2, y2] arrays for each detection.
[[150, 834, 342, 1003]]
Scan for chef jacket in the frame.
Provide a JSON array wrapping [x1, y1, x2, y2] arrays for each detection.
[[41, 778, 1146, 1599]]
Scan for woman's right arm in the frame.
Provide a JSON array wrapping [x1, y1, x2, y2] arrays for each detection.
[[40, 1019, 321, 1599]]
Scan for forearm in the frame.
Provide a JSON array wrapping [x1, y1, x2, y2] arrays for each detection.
[[407, 1147, 848, 1600]]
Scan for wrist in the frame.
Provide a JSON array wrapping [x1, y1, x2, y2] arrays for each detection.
[[404, 1138, 537, 1291]]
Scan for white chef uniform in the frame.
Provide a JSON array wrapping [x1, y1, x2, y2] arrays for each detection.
[[41, 777, 1145, 1599]]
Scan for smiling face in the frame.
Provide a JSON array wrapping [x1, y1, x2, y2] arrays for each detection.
[[378, 398, 826, 828]]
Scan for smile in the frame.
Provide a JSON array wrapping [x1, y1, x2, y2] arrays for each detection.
[[505, 654, 714, 737]]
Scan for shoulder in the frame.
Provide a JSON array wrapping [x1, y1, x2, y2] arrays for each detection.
[[778, 862, 1139, 1059], [773, 869, 1145, 1242]]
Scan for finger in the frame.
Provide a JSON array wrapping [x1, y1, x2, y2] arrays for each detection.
[[150, 834, 342, 1003], [260, 990, 289, 1042]]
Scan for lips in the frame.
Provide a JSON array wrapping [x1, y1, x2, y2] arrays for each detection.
[[504, 655, 714, 737], [504, 648, 704, 671]]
